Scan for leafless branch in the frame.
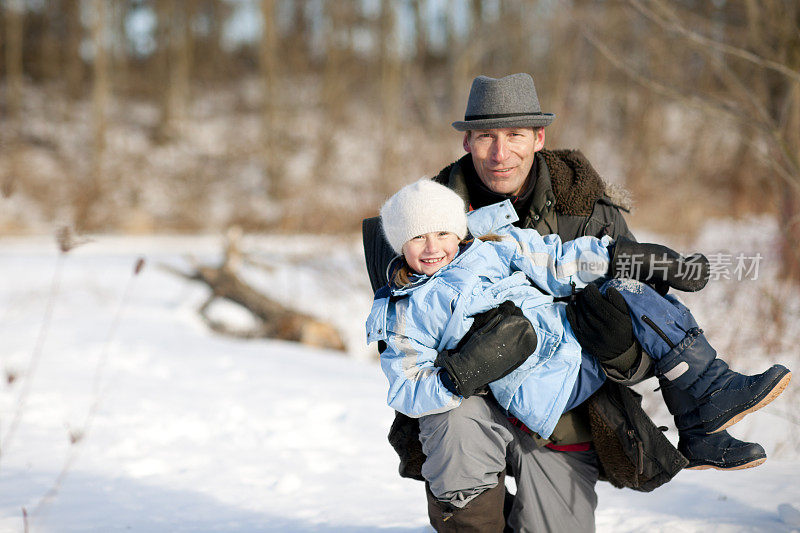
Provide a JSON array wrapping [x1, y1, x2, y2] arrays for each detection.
[[577, 21, 800, 195], [629, 0, 800, 84]]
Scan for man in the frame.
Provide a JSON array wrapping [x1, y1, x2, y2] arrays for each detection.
[[362, 73, 765, 532]]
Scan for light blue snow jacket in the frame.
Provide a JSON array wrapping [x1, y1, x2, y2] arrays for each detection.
[[365, 200, 613, 438]]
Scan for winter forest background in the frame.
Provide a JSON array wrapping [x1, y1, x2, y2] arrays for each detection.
[[2, 1, 800, 532]]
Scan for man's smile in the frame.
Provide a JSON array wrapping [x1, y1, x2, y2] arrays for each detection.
[[464, 127, 544, 195]]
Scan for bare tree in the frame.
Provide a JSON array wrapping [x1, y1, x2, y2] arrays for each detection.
[[2, 0, 24, 199], [91, 0, 109, 162], [447, 0, 467, 120], [193, 0, 226, 80], [64, 0, 84, 99], [378, 0, 404, 192], [501, 0, 526, 74], [260, 0, 282, 197], [582, 0, 800, 280], [72, 0, 111, 231], [155, 0, 193, 142], [109, 0, 131, 95], [287, 0, 310, 73], [40, 0, 61, 86], [4, 0, 23, 119], [314, 1, 351, 182], [413, 0, 428, 69], [408, 0, 444, 132], [173, 0, 195, 122]]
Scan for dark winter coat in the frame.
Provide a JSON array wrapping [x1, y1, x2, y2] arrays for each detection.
[[362, 149, 686, 491]]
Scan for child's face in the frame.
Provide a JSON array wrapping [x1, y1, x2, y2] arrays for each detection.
[[402, 232, 461, 276]]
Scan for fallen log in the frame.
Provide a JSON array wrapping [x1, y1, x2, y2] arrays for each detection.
[[163, 229, 346, 352]]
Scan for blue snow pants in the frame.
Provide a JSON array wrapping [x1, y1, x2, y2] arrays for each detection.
[[563, 278, 700, 412]]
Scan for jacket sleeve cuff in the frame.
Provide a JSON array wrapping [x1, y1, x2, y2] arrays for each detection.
[[603, 341, 639, 372], [438, 369, 461, 397], [601, 341, 655, 386]]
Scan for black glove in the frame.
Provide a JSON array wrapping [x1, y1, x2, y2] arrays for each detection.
[[435, 301, 537, 398], [566, 284, 634, 362], [609, 236, 710, 292]]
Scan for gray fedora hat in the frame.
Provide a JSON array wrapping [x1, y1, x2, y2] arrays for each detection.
[[452, 73, 555, 131]]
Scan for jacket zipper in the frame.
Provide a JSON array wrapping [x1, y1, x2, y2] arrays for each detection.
[[608, 390, 645, 482], [628, 429, 644, 477], [641, 315, 677, 349]]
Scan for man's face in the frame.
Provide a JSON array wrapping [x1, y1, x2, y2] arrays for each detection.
[[463, 127, 545, 195]]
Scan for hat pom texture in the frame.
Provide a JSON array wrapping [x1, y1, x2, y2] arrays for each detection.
[[380, 179, 468, 254]]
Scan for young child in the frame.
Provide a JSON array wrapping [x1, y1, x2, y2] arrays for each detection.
[[366, 179, 791, 470]]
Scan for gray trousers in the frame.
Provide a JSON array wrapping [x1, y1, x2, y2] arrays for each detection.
[[419, 396, 599, 533]]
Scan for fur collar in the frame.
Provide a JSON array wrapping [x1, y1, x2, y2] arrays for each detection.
[[435, 149, 632, 216]]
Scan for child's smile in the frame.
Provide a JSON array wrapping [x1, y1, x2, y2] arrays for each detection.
[[402, 231, 461, 276]]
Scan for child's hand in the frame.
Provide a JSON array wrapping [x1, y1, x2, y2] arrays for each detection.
[[566, 284, 635, 362], [435, 302, 537, 398]]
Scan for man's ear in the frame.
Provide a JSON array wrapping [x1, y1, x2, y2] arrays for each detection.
[[533, 127, 545, 152], [462, 132, 472, 152]]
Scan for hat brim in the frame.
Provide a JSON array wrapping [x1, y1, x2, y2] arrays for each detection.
[[452, 113, 555, 131]]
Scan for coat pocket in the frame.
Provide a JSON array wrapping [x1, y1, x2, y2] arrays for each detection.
[[586, 381, 688, 492], [583, 216, 612, 239]]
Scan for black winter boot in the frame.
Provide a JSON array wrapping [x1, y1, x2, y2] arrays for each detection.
[[661, 381, 769, 471], [679, 428, 767, 470], [655, 327, 792, 471], [677, 363, 792, 434], [656, 328, 792, 434], [426, 472, 507, 532]]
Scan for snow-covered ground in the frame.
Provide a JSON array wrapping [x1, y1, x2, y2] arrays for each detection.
[[1, 229, 798, 532]]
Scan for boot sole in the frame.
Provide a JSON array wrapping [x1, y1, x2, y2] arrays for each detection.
[[710, 371, 792, 434], [685, 456, 767, 471]]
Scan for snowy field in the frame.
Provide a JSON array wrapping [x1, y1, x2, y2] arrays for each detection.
[[1, 230, 798, 532]]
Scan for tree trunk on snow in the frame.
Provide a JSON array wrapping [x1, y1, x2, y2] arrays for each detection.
[[165, 230, 346, 352]]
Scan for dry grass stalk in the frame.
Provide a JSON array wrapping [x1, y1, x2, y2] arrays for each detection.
[[27, 256, 146, 521], [0, 233, 70, 466]]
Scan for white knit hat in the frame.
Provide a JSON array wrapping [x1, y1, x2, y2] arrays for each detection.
[[380, 179, 468, 254]]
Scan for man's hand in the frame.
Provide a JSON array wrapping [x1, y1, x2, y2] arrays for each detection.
[[435, 301, 537, 398], [566, 284, 634, 362], [609, 236, 710, 292]]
